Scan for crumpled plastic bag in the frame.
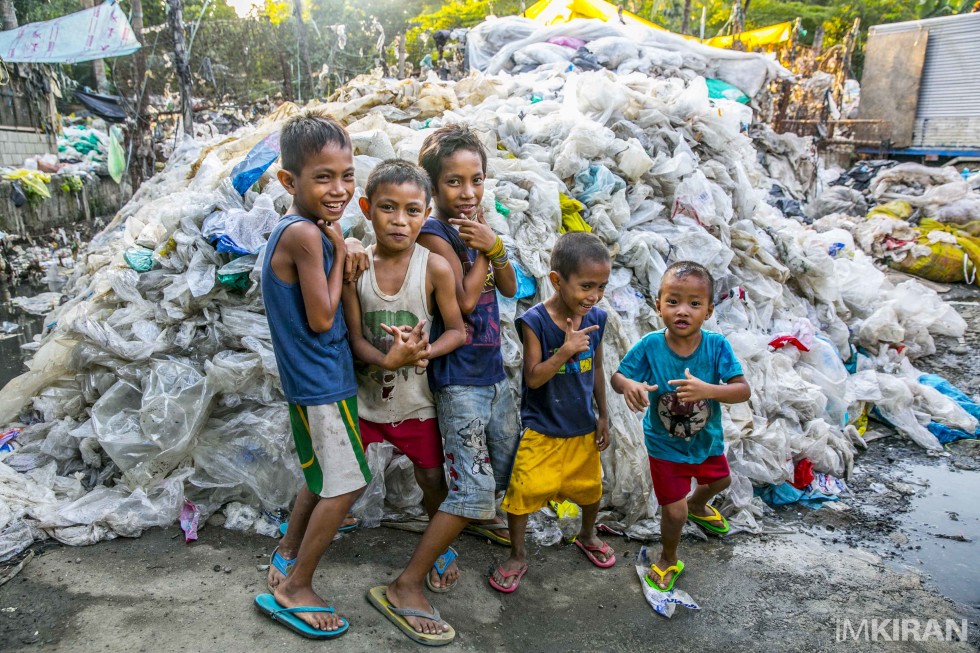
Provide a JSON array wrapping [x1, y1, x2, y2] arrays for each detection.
[[634, 546, 700, 618]]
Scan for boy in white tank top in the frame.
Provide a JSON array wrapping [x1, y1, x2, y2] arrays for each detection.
[[341, 160, 465, 644]]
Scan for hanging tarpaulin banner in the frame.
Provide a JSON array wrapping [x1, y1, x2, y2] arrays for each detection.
[[0, 1, 141, 64]]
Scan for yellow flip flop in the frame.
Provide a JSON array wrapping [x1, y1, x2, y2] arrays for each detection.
[[687, 504, 729, 535], [366, 586, 455, 647], [645, 560, 685, 592]]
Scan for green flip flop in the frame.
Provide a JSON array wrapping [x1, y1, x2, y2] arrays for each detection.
[[687, 504, 729, 535], [645, 560, 685, 592]]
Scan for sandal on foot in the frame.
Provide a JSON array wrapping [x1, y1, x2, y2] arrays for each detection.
[[425, 546, 459, 593], [488, 563, 528, 594], [270, 547, 295, 576], [687, 505, 729, 535], [464, 522, 511, 546], [645, 560, 685, 593], [574, 539, 617, 568], [254, 593, 348, 639], [366, 585, 455, 646]]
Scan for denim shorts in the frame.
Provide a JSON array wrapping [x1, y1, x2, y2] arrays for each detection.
[[435, 380, 520, 520]]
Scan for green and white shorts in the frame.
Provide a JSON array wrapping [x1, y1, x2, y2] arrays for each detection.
[[288, 397, 372, 498]]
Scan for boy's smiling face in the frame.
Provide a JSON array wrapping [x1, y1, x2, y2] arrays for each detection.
[[279, 142, 355, 223], [550, 259, 611, 317], [433, 148, 484, 220], [656, 272, 714, 339], [360, 182, 431, 255]]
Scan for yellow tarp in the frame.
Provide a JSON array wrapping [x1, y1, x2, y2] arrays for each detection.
[[522, 0, 792, 50]]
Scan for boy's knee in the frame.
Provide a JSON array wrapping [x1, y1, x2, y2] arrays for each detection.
[[415, 467, 446, 492], [711, 475, 732, 492], [662, 500, 688, 522]]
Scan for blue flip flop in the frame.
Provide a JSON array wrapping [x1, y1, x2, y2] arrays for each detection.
[[270, 548, 295, 577], [425, 546, 459, 593], [254, 593, 349, 639], [279, 520, 358, 538]]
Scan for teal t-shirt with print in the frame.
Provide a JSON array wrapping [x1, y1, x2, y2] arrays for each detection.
[[617, 329, 743, 464]]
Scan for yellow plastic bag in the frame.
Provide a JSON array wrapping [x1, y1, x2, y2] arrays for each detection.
[[889, 219, 980, 286], [558, 194, 592, 234], [2, 169, 51, 199]]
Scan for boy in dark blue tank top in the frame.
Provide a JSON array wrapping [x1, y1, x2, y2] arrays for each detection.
[[490, 233, 617, 593], [255, 110, 369, 639], [406, 125, 521, 598]]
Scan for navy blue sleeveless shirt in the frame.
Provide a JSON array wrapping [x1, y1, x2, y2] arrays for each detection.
[[261, 215, 356, 405], [517, 303, 607, 438], [419, 217, 504, 390]]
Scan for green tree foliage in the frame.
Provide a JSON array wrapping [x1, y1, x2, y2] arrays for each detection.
[[405, 0, 522, 61]]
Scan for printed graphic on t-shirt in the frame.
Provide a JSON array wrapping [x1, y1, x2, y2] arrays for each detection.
[[657, 392, 710, 440], [462, 261, 500, 347], [359, 308, 422, 401], [550, 346, 594, 374]]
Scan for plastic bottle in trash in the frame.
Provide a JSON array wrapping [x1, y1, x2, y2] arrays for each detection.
[[962, 168, 973, 181], [231, 132, 281, 195]]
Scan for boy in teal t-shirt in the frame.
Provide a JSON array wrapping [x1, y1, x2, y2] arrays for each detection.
[[613, 261, 750, 593]]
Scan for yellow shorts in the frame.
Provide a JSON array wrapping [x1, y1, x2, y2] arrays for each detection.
[[501, 428, 603, 516]]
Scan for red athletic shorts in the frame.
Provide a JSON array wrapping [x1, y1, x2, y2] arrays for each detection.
[[359, 418, 443, 469], [648, 454, 730, 506]]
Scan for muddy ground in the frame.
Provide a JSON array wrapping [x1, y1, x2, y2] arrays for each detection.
[[0, 285, 978, 652]]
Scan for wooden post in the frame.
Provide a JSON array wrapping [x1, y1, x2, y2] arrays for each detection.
[[129, 0, 151, 189], [166, 0, 194, 136], [681, 0, 692, 35], [80, 0, 109, 93], [0, 0, 17, 31], [397, 33, 406, 79], [833, 18, 860, 110]]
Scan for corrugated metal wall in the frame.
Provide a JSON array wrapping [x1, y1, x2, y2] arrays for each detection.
[[869, 13, 980, 149]]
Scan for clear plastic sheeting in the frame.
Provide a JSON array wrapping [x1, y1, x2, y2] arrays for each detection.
[[0, 53, 970, 557]]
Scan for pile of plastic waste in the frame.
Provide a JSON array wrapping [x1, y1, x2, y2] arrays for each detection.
[[808, 163, 980, 286], [0, 53, 975, 560]]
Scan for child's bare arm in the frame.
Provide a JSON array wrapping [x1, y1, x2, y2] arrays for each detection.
[[593, 342, 610, 451], [417, 233, 488, 315], [286, 221, 345, 333], [522, 319, 598, 389], [668, 370, 751, 404], [611, 371, 658, 413], [426, 253, 466, 359]]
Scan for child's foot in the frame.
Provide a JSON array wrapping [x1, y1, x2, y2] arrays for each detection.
[[273, 582, 345, 632], [575, 532, 615, 566], [386, 579, 451, 635], [428, 557, 460, 591], [647, 556, 681, 591], [489, 556, 527, 591]]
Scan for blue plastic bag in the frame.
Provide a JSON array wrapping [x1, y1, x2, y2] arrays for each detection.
[[511, 260, 536, 300], [574, 164, 625, 206], [231, 132, 281, 195], [918, 374, 980, 443]]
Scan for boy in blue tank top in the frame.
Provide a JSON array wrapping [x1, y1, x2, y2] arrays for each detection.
[[490, 233, 616, 593], [255, 110, 369, 639], [414, 125, 521, 579], [612, 261, 750, 594]]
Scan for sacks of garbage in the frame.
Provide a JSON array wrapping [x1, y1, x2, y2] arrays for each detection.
[[0, 61, 971, 558]]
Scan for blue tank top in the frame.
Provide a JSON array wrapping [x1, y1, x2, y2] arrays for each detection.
[[260, 215, 356, 405], [419, 218, 504, 389], [517, 303, 607, 438]]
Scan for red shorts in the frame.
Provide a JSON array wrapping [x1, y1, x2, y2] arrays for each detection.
[[648, 454, 730, 506], [359, 418, 443, 469]]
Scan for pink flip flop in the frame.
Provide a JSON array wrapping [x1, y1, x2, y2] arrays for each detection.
[[574, 539, 616, 568], [488, 563, 528, 593]]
